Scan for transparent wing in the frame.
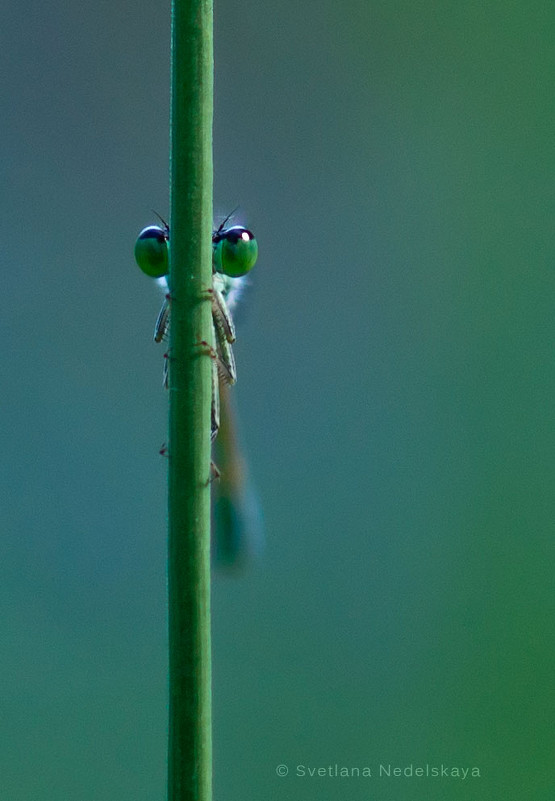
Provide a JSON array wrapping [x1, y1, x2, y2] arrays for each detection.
[[211, 384, 264, 569]]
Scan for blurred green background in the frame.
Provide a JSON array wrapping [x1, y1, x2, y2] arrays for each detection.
[[2, 0, 554, 798]]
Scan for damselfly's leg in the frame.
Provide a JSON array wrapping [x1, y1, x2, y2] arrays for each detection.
[[211, 357, 220, 442], [211, 285, 236, 344], [153, 295, 236, 442], [154, 296, 170, 343], [162, 352, 170, 390], [212, 312, 236, 386], [153, 297, 171, 388]]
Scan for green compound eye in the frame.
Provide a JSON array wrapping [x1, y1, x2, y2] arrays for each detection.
[[134, 224, 169, 278], [213, 225, 258, 278]]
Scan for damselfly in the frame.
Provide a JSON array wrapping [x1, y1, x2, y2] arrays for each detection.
[[134, 215, 262, 566]]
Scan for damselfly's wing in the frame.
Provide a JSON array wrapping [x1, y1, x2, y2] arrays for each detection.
[[211, 383, 264, 568]]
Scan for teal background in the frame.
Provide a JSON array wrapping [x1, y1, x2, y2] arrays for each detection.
[[2, 0, 554, 799]]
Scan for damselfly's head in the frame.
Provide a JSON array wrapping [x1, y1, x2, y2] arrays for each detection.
[[134, 215, 258, 279], [134, 219, 169, 278], [213, 225, 258, 278]]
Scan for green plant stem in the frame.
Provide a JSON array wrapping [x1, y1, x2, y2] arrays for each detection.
[[167, 0, 213, 798]]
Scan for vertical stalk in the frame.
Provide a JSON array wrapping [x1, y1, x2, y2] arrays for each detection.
[[168, 0, 213, 799]]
